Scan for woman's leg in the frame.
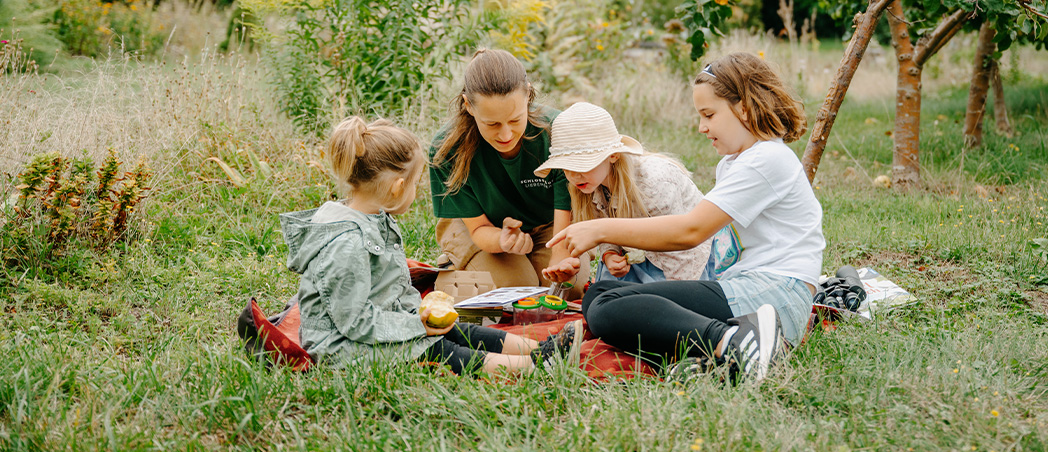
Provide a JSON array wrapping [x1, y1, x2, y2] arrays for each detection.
[[582, 280, 734, 361], [465, 251, 542, 287]]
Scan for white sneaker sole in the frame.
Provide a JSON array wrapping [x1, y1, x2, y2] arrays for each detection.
[[566, 319, 584, 366], [755, 304, 782, 381]]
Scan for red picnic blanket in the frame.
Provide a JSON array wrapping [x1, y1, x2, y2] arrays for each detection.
[[486, 314, 657, 380]]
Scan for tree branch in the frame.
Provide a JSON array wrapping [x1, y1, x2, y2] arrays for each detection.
[[801, 0, 893, 183], [1021, 1, 1048, 20], [915, 8, 970, 65]]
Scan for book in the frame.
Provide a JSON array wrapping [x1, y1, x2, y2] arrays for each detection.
[[856, 267, 917, 317], [452, 286, 549, 309]]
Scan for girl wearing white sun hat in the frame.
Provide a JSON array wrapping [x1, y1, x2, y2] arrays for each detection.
[[536, 102, 713, 283]]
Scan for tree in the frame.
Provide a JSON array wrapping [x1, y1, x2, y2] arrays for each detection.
[[963, 21, 997, 148], [963, 4, 1048, 147], [804, 0, 1046, 188], [802, 0, 892, 183]]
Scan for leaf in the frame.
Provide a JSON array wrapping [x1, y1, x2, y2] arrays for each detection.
[[1032, 238, 1048, 263], [242, 148, 272, 179], [207, 157, 247, 187]]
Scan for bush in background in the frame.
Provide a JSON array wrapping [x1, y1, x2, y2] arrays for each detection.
[[246, 0, 493, 134], [492, 0, 630, 97], [52, 0, 166, 58]]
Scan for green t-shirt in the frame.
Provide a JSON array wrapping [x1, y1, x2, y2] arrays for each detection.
[[429, 107, 569, 232]]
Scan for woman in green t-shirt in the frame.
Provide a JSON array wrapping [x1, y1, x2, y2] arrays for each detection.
[[430, 49, 588, 299]]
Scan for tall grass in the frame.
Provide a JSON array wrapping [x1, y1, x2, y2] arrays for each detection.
[[1, 23, 1047, 450]]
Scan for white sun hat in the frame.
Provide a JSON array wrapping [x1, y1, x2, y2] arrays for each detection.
[[534, 102, 643, 178]]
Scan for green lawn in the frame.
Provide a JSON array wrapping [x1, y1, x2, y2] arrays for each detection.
[[1, 51, 1046, 450]]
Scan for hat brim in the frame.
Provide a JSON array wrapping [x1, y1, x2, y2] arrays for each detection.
[[534, 135, 644, 178]]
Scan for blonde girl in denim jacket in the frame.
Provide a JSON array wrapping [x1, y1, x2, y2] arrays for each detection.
[[280, 117, 581, 375]]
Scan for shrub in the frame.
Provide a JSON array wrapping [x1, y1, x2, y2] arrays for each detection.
[[52, 0, 166, 58], [513, 0, 632, 96], [246, 0, 493, 134], [1, 150, 152, 276]]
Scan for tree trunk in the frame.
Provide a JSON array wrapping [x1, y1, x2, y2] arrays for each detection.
[[963, 21, 996, 148], [990, 60, 1014, 136], [802, 0, 892, 183], [887, 0, 921, 189]]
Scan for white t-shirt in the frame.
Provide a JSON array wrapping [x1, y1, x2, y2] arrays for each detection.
[[703, 139, 825, 287]]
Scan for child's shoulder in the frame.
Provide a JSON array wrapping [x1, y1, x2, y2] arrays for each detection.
[[636, 152, 690, 175], [736, 140, 798, 165]]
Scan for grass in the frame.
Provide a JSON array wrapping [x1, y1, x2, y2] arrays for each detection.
[[1, 28, 1047, 450]]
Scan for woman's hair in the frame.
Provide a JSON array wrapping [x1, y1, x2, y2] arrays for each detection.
[[569, 153, 651, 223], [328, 116, 424, 205], [693, 52, 807, 143], [432, 48, 548, 193]]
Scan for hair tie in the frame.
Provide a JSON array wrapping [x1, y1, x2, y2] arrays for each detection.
[[701, 64, 717, 78]]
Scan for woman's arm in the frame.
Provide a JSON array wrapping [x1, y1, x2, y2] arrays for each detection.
[[462, 214, 534, 255], [547, 200, 733, 259]]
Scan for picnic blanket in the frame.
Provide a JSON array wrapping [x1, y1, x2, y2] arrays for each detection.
[[487, 314, 658, 380], [237, 298, 657, 379], [239, 263, 916, 377]]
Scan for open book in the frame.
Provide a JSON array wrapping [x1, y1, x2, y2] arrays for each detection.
[[453, 286, 549, 309]]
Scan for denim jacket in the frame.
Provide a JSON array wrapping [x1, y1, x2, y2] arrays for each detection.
[[280, 202, 438, 368]]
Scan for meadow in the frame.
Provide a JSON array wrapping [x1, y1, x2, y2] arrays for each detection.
[[1, 17, 1047, 451]]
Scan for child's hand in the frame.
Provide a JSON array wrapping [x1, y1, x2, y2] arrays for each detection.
[[542, 257, 580, 282], [500, 217, 534, 255], [604, 252, 630, 278], [421, 307, 455, 336], [546, 220, 606, 258]]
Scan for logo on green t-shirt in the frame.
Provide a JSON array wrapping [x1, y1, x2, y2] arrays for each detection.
[[521, 178, 553, 189]]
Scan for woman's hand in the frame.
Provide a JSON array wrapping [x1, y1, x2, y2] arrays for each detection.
[[499, 217, 534, 255], [541, 257, 580, 283], [421, 307, 455, 336], [603, 252, 630, 278], [546, 219, 607, 258]]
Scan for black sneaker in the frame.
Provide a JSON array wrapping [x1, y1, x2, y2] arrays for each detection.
[[721, 304, 783, 383], [530, 319, 583, 367]]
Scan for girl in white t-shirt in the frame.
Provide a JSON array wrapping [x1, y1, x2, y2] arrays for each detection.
[[547, 52, 825, 383]]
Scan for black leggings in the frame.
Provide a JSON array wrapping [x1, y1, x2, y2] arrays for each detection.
[[582, 280, 734, 365], [420, 323, 508, 375]]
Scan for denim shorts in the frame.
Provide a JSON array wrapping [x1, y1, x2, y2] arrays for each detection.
[[595, 259, 667, 284], [719, 271, 813, 346]]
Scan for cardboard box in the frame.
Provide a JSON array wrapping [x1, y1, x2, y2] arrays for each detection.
[[434, 270, 496, 302], [434, 270, 502, 326]]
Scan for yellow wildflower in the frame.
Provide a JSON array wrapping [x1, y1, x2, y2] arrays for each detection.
[[714, 0, 729, 5]]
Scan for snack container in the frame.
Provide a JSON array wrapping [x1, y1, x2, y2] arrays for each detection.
[[512, 297, 545, 325], [512, 295, 569, 325], [538, 295, 568, 320]]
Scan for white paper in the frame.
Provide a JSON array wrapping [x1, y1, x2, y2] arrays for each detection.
[[453, 286, 549, 309]]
